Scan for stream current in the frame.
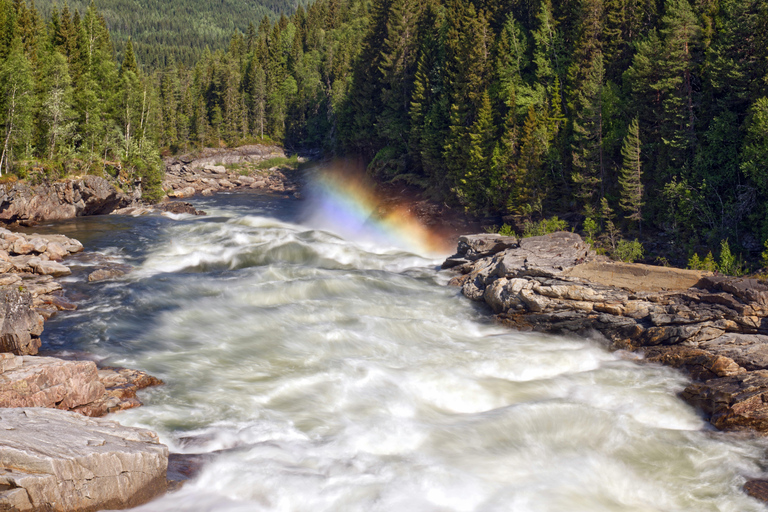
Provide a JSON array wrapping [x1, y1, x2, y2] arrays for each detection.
[[38, 191, 768, 511]]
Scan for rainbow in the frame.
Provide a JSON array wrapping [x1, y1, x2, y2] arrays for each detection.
[[304, 164, 453, 256]]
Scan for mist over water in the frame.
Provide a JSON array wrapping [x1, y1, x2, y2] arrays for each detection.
[[40, 191, 768, 511]]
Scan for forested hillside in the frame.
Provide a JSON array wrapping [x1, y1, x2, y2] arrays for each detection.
[[2, 0, 768, 266], [32, 0, 310, 67]]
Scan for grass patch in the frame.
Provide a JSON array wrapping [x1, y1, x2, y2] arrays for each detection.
[[255, 154, 299, 171]]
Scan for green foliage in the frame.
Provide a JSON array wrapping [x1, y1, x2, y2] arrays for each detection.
[[497, 224, 516, 237], [522, 216, 568, 238], [255, 154, 299, 170], [583, 217, 599, 246], [761, 240, 768, 270], [614, 239, 644, 263], [717, 239, 746, 276], [688, 252, 716, 272]]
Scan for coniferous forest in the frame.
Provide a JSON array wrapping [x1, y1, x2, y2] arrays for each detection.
[[1, 0, 768, 266]]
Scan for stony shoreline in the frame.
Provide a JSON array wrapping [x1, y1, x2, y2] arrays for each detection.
[[0, 144, 302, 510], [443, 231, 768, 502]]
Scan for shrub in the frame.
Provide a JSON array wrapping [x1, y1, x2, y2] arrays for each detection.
[[614, 238, 644, 263], [688, 251, 717, 272], [717, 239, 746, 276], [522, 216, 568, 237]]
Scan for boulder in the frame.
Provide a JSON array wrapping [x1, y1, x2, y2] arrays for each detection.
[[0, 287, 43, 355], [0, 355, 105, 409], [0, 408, 168, 512], [29, 258, 71, 277], [0, 176, 124, 223], [88, 268, 126, 282]]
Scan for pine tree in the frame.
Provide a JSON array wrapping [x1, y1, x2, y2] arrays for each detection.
[[571, 50, 605, 212], [741, 97, 768, 194], [121, 38, 139, 76], [618, 117, 644, 227], [375, 0, 420, 156]]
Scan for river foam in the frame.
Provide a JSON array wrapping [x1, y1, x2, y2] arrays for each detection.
[[40, 192, 768, 511]]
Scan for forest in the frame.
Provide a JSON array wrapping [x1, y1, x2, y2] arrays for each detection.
[[1, 0, 768, 268], [31, 0, 311, 67]]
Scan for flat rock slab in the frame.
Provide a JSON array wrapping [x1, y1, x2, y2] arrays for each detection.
[[0, 408, 168, 511], [563, 260, 708, 293]]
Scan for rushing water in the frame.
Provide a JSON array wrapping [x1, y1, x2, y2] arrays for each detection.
[[38, 190, 768, 512]]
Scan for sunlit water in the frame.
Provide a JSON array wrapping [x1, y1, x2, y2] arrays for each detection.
[[38, 191, 768, 511]]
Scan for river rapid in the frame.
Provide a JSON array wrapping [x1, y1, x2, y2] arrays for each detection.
[[37, 190, 768, 512]]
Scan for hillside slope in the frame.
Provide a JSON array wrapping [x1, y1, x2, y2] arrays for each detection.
[[34, 0, 311, 67]]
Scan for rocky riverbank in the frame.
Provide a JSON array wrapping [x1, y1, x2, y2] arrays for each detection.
[[444, 232, 768, 434], [443, 231, 768, 501], [1, 228, 168, 510], [162, 145, 301, 199]]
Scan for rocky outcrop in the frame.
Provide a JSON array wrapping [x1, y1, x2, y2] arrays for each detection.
[[162, 145, 301, 199], [0, 408, 168, 511], [0, 354, 162, 417], [0, 176, 131, 225], [444, 232, 768, 434], [0, 228, 85, 354]]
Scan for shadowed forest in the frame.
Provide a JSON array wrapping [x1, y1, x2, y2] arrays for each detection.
[[1, 0, 767, 267]]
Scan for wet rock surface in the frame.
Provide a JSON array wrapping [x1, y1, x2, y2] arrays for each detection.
[[0, 408, 168, 511], [444, 232, 768, 435]]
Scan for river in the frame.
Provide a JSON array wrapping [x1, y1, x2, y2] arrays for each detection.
[[37, 188, 768, 511]]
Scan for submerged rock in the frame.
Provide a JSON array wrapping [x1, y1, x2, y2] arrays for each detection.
[[444, 231, 768, 435], [0, 408, 168, 511]]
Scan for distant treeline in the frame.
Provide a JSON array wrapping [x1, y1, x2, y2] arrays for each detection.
[[31, 0, 312, 67]]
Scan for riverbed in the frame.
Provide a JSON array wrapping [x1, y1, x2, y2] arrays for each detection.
[[37, 190, 768, 511]]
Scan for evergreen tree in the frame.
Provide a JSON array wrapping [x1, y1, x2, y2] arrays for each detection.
[[121, 38, 138, 76], [618, 117, 643, 227], [571, 50, 605, 211]]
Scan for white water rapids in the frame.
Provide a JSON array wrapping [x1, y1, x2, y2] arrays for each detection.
[[43, 192, 768, 511]]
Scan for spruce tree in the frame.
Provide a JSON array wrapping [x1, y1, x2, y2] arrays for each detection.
[[618, 117, 644, 227]]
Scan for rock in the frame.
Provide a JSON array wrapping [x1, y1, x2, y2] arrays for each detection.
[[700, 334, 768, 371], [217, 179, 235, 189], [0, 176, 124, 223], [0, 356, 105, 410], [44, 241, 68, 260], [201, 188, 216, 196], [169, 186, 196, 199], [0, 352, 22, 373], [88, 268, 126, 282], [0, 287, 43, 355], [156, 201, 206, 216], [744, 479, 768, 504], [0, 408, 168, 512], [30, 258, 71, 277], [682, 371, 768, 432], [11, 238, 35, 255], [203, 164, 227, 174], [642, 345, 744, 381]]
